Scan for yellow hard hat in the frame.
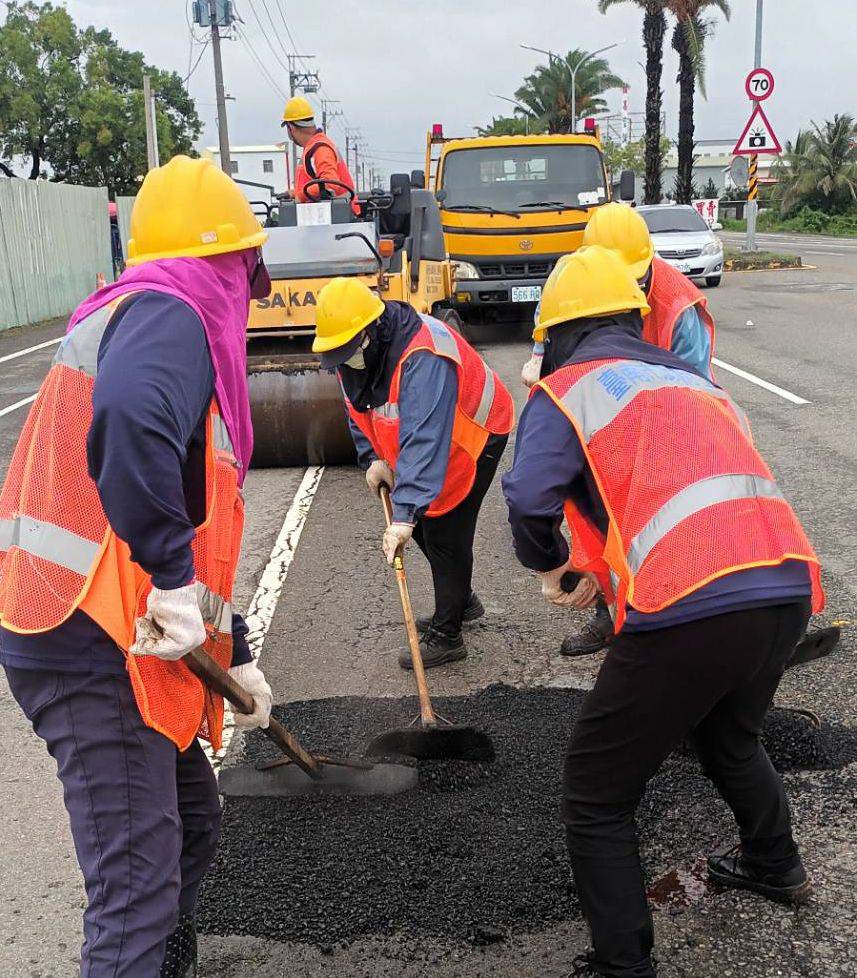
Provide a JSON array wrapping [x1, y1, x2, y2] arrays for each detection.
[[282, 96, 315, 126], [313, 278, 385, 354], [535, 245, 650, 335], [126, 156, 267, 266], [582, 202, 654, 280]]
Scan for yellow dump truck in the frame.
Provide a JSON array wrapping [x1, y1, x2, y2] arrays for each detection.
[[423, 125, 634, 321]]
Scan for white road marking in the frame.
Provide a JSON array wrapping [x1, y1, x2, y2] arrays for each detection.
[[208, 464, 325, 769], [0, 336, 61, 364], [712, 357, 809, 405], [805, 250, 850, 257], [0, 393, 37, 418]]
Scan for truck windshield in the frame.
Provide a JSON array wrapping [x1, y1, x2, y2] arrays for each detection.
[[440, 144, 606, 211]]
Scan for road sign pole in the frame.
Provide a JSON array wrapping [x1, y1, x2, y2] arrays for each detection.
[[746, 0, 763, 251]]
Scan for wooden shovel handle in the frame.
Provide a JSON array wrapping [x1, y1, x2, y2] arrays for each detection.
[[379, 487, 436, 726], [185, 647, 321, 778]]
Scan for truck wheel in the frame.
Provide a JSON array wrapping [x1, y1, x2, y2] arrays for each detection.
[[434, 306, 473, 341]]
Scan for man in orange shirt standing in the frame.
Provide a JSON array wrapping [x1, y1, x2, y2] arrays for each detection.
[[281, 96, 357, 208]]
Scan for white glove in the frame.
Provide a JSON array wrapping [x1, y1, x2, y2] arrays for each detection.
[[383, 522, 414, 565], [366, 459, 394, 495], [228, 660, 273, 730], [521, 353, 544, 388], [539, 564, 600, 609], [131, 583, 206, 661]]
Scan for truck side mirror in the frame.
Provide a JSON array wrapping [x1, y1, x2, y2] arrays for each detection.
[[411, 169, 426, 189], [435, 189, 448, 204], [619, 170, 636, 202]]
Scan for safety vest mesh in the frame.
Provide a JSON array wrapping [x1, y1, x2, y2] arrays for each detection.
[[346, 315, 514, 516], [0, 297, 244, 751], [536, 357, 823, 631], [295, 131, 357, 208], [644, 256, 716, 358]]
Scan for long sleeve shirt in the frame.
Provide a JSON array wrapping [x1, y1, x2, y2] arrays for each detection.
[[0, 292, 252, 674], [502, 328, 811, 631], [347, 351, 458, 524]]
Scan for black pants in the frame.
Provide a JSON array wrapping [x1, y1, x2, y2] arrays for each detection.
[[562, 600, 810, 977], [412, 433, 508, 636]]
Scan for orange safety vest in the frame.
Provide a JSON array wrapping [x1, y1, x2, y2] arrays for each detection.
[[0, 296, 244, 751], [295, 131, 358, 212], [535, 356, 823, 632], [644, 256, 716, 361], [346, 315, 514, 517]]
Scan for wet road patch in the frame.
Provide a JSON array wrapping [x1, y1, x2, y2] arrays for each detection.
[[198, 684, 857, 946]]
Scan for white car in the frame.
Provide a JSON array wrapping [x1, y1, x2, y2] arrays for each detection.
[[637, 204, 724, 288]]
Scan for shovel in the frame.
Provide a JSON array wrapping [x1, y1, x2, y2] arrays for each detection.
[[185, 648, 418, 797], [365, 487, 495, 763]]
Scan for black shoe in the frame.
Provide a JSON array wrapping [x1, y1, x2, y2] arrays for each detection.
[[161, 913, 197, 977], [707, 846, 812, 905], [399, 627, 467, 670], [560, 606, 614, 657], [569, 951, 656, 977], [416, 592, 485, 633]]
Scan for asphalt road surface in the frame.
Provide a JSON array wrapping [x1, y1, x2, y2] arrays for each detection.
[[0, 246, 854, 978]]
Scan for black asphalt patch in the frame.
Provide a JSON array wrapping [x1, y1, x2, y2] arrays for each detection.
[[198, 684, 857, 947]]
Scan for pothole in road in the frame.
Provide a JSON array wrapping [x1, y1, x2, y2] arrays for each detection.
[[198, 684, 857, 947]]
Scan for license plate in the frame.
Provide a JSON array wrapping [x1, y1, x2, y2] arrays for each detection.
[[511, 285, 542, 303], [676, 262, 691, 274]]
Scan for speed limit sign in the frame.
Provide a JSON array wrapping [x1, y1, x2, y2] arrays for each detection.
[[745, 67, 774, 101]]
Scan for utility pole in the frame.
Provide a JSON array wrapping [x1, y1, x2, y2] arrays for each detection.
[[321, 98, 341, 132], [287, 54, 320, 185], [142, 75, 159, 170], [745, 0, 763, 252], [193, 0, 234, 174]]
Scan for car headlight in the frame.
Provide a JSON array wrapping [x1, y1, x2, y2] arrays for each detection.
[[701, 240, 722, 257], [454, 260, 480, 280]]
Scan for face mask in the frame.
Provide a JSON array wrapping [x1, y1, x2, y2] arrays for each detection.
[[342, 334, 370, 371]]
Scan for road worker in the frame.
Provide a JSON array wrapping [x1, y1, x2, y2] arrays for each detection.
[[0, 156, 274, 978], [503, 246, 823, 978], [522, 202, 716, 657], [281, 95, 358, 209], [313, 279, 514, 668]]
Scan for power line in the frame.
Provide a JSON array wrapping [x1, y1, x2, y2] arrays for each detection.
[[184, 39, 210, 84], [257, 0, 296, 67], [242, 0, 291, 74], [234, 25, 289, 100]]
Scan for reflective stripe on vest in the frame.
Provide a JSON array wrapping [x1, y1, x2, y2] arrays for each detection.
[[473, 361, 496, 427], [422, 316, 462, 363], [194, 580, 232, 635], [627, 474, 783, 575], [0, 515, 99, 575], [374, 401, 399, 420], [54, 303, 116, 378], [212, 414, 235, 455], [558, 360, 749, 441]]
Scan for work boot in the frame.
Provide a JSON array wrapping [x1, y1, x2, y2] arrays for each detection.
[[560, 599, 614, 657], [416, 592, 485, 633], [569, 951, 656, 977], [399, 626, 466, 670], [707, 846, 812, 905], [160, 913, 197, 977]]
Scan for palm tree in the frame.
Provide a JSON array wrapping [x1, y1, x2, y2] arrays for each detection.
[[476, 115, 541, 137], [667, 1, 731, 203], [514, 49, 625, 134], [774, 115, 857, 215], [598, 2, 669, 204]]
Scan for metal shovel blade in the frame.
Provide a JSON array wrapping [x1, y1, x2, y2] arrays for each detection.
[[365, 724, 495, 763], [218, 760, 418, 798], [787, 626, 841, 669]]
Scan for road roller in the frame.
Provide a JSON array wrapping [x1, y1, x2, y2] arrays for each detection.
[[247, 174, 459, 467]]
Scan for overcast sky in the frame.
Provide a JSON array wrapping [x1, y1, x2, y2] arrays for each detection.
[[61, 0, 853, 178]]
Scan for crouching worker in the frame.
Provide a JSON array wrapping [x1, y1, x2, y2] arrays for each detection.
[[313, 279, 514, 668], [0, 157, 275, 978], [503, 246, 824, 978]]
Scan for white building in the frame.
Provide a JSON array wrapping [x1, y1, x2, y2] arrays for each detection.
[[202, 145, 289, 200], [662, 139, 776, 198]]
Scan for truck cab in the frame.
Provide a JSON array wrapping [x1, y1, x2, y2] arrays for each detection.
[[426, 126, 631, 320]]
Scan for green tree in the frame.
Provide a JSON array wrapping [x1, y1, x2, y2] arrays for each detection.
[[700, 176, 719, 199], [476, 115, 541, 137], [773, 115, 857, 215], [602, 135, 671, 182], [514, 48, 625, 134], [0, 1, 201, 193], [598, 2, 669, 204], [667, 1, 731, 204]]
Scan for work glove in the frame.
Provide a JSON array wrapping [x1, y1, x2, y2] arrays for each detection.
[[539, 564, 600, 609], [366, 459, 395, 496], [228, 660, 273, 730], [383, 522, 414, 566], [521, 353, 544, 388], [131, 583, 206, 661]]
